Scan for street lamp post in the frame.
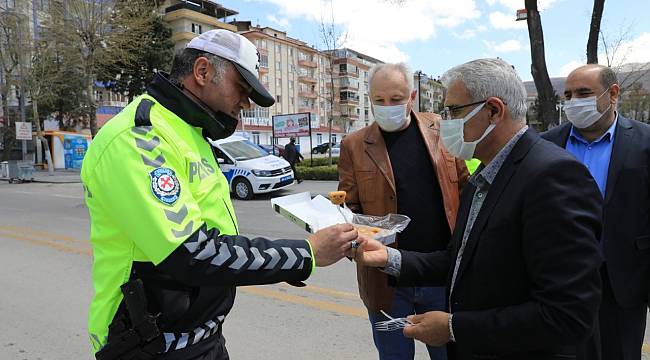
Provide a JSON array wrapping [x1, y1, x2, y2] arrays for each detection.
[[416, 71, 422, 112]]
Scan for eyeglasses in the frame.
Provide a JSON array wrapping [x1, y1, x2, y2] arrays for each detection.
[[440, 100, 486, 120]]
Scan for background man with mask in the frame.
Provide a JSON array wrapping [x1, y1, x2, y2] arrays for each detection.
[[81, 29, 361, 360], [543, 64, 650, 360], [354, 58, 603, 360], [337, 62, 468, 360]]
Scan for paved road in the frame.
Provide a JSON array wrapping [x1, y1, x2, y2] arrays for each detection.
[[0, 181, 432, 359], [1, 180, 648, 359]]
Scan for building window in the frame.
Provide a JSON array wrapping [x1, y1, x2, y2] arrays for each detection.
[[317, 133, 323, 144], [332, 134, 338, 143], [289, 48, 294, 57], [257, 39, 267, 49], [340, 91, 358, 102], [276, 44, 281, 54], [191, 23, 203, 34], [259, 54, 269, 68], [276, 95, 282, 103], [289, 81, 293, 90], [290, 97, 294, 106], [252, 132, 260, 144], [276, 61, 282, 71], [276, 78, 282, 88]]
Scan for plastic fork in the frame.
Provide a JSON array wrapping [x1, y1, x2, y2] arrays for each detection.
[[374, 310, 413, 332], [337, 202, 351, 224]]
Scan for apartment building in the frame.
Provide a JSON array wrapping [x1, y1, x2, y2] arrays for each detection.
[[326, 48, 383, 133], [232, 22, 347, 148], [160, 0, 238, 51], [413, 71, 444, 114]]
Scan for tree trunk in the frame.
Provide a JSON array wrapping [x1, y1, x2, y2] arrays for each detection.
[[328, 62, 335, 166], [586, 0, 606, 64], [1, 86, 13, 161], [32, 98, 54, 174], [87, 75, 98, 137], [525, 0, 559, 130]]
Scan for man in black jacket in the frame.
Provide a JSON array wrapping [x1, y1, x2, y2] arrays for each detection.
[[543, 64, 650, 360], [284, 137, 304, 183], [356, 58, 603, 360]]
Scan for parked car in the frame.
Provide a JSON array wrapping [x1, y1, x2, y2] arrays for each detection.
[[257, 144, 285, 157], [209, 136, 294, 200], [273, 144, 286, 157], [311, 142, 335, 154], [258, 144, 273, 154], [329, 143, 341, 156]]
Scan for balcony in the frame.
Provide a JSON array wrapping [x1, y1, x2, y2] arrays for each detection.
[[339, 114, 359, 120], [298, 91, 318, 99], [258, 65, 269, 74], [299, 106, 316, 113], [298, 59, 317, 68], [298, 75, 317, 84], [241, 117, 272, 127], [164, 5, 237, 31], [339, 91, 359, 105]]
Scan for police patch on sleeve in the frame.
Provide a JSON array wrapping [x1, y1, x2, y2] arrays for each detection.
[[149, 167, 181, 205]]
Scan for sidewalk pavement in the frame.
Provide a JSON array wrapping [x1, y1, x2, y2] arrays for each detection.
[[0, 169, 82, 184]]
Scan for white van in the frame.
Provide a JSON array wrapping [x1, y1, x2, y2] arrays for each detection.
[[209, 136, 294, 200]]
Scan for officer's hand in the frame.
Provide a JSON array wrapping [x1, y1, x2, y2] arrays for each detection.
[[354, 238, 388, 267], [308, 224, 358, 267]]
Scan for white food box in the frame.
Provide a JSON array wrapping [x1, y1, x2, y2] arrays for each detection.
[[270, 192, 352, 233], [271, 192, 405, 245]]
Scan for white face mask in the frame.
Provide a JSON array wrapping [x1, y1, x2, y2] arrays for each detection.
[[563, 88, 611, 129], [440, 103, 495, 160], [372, 101, 409, 132]]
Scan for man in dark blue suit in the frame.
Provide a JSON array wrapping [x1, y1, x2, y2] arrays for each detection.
[[543, 64, 650, 360], [356, 58, 603, 360]]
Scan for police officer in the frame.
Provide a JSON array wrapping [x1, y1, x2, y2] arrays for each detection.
[[81, 30, 360, 360]]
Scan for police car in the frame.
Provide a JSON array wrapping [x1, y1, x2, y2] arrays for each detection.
[[209, 135, 294, 200]]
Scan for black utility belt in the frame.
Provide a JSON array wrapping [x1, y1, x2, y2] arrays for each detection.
[[96, 279, 226, 360]]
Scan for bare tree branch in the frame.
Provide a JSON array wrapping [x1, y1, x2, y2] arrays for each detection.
[[318, 0, 347, 165]]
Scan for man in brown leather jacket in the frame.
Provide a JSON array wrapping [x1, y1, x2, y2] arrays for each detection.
[[338, 63, 468, 360]]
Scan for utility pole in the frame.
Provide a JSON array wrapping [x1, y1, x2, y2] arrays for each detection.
[[416, 71, 422, 112]]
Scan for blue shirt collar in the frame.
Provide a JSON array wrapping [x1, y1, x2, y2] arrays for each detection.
[[569, 112, 618, 145]]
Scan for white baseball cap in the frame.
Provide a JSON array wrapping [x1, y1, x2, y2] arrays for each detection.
[[187, 29, 275, 107]]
